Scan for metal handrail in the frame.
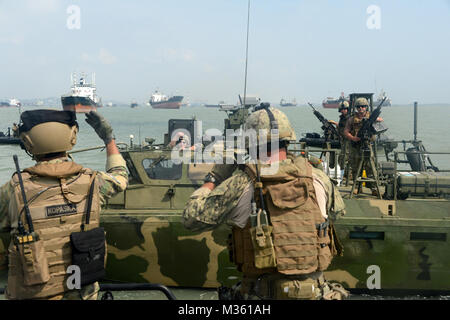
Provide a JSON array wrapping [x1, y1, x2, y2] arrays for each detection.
[[0, 283, 177, 300], [100, 283, 177, 300]]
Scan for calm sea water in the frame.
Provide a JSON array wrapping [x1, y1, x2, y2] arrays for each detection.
[[1, 104, 449, 300]]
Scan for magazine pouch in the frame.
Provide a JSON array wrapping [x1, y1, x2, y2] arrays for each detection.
[[16, 233, 50, 286]]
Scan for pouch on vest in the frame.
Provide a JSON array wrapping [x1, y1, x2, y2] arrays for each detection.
[[15, 233, 50, 286], [273, 278, 318, 300], [12, 155, 50, 286], [69, 172, 106, 286], [249, 209, 277, 269], [70, 227, 106, 286]]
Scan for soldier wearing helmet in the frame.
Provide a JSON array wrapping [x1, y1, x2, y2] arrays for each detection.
[[0, 110, 128, 300], [183, 104, 348, 300], [344, 97, 383, 195], [335, 101, 351, 177], [337, 101, 350, 138]]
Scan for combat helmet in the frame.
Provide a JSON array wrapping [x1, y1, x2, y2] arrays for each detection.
[[339, 101, 349, 111], [18, 110, 79, 156], [243, 103, 296, 146], [354, 97, 369, 107]]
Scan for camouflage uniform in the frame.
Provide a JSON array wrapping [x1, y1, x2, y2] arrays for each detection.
[[337, 113, 350, 168], [0, 154, 128, 300], [184, 105, 348, 300], [345, 114, 378, 191], [184, 160, 345, 231], [183, 158, 346, 300]]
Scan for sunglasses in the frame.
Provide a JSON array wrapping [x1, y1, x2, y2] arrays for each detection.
[[356, 106, 367, 109]]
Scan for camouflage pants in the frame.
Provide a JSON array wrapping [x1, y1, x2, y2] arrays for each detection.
[[219, 272, 349, 300], [338, 140, 350, 169], [349, 145, 378, 190]]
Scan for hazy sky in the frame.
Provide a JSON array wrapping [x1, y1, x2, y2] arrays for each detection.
[[1, 0, 449, 104]]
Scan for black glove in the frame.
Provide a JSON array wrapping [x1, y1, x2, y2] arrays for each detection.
[[85, 111, 114, 144]]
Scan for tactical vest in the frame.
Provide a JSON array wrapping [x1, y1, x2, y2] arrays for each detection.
[[337, 115, 349, 136], [350, 112, 370, 137], [231, 156, 332, 276], [6, 161, 101, 300]]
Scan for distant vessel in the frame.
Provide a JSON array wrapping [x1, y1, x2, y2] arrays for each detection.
[[204, 100, 226, 108], [130, 100, 138, 108], [149, 90, 183, 109], [0, 128, 20, 144], [280, 98, 297, 107], [61, 72, 103, 113], [322, 92, 349, 108], [181, 97, 191, 107], [374, 90, 392, 106], [0, 98, 21, 108]]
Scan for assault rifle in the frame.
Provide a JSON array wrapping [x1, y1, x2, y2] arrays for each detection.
[[307, 102, 340, 166], [307, 102, 340, 140], [352, 97, 388, 148]]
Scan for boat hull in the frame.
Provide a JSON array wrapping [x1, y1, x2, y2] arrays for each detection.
[[150, 96, 183, 109], [322, 102, 341, 108], [94, 196, 450, 292], [61, 96, 102, 113], [0, 137, 21, 144]]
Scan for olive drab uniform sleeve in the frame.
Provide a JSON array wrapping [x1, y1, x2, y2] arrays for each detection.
[[0, 181, 14, 231], [183, 169, 252, 232], [96, 154, 129, 204], [0, 181, 14, 263]]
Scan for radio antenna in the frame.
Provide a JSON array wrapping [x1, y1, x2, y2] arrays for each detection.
[[242, 0, 251, 106]]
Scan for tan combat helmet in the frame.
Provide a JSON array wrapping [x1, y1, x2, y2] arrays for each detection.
[[339, 100, 349, 110], [19, 110, 78, 156], [244, 103, 296, 144], [354, 97, 369, 107]]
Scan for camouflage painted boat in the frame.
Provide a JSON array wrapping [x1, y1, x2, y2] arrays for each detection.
[[95, 141, 450, 294], [1, 97, 449, 296]]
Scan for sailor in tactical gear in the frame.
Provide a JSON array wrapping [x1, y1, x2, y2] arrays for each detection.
[[11, 123, 19, 138], [0, 110, 128, 300], [329, 101, 351, 181], [183, 105, 348, 300], [343, 98, 383, 196]]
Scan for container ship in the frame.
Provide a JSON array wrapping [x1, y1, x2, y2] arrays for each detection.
[[322, 92, 349, 108], [149, 90, 183, 109], [61, 73, 103, 113]]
